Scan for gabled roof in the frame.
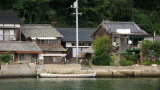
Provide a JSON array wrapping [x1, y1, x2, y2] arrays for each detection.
[[21, 24, 63, 38], [0, 10, 23, 24], [92, 21, 150, 37], [0, 41, 42, 52], [56, 28, 96, 42]]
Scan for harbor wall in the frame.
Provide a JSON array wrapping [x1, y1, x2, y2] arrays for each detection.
[[89, 66, 160, 77], [0, 65, 36, 78], [0, 65, 160, 77], [43, 64, 81, 74]]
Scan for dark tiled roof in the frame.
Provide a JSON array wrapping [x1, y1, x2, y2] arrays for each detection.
[[0, 10, 23, 24], [103, 21, 149, 35], [0, 41, 42, 52], [21, 24, 63, 38], [56, 28, 96, 42], [39, 46, 66, 52]]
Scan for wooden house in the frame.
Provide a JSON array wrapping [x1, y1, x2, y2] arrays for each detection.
[[57, 28, 96, 61], [0, 10, 23, 41], [0, 10, 42, 64], [91, 21, 150, 54], [21, 24, 66, 64]]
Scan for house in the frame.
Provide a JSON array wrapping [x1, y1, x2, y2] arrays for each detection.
[[21, 24, 66, 64], [57, 28, 96, 61], [0, 10, 23, 41], [0, 10, 43, 64], [91, 21, 150, 54], [145, 36, 160, 42], [0, 42, 42, 64]]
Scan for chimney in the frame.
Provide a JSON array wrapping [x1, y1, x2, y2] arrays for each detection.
[[51, 19, 57, 26]]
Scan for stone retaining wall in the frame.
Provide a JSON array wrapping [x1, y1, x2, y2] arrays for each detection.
[[0, 65, 36, 78]]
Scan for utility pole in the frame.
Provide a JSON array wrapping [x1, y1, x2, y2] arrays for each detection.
[[71, 0, 81, 61]]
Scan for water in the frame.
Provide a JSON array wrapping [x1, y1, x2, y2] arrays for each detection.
[[0, 78, 160, 90]]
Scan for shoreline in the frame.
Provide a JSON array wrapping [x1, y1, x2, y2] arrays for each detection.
[[1, 64, 160, 78]]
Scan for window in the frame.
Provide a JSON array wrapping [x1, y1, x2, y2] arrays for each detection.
[[72, 43, 91, 46], [0, 30, 15, 41], [9, 30, 15, 40], [19, 54, 25, 61], [52, 57, 62, 62], [36, 39, 59, 45], [4, 30, 10, 40], [0, 30, 3, 40], [9, 54, 14, 62], [114, 37, 117, 42], [57, 57, 62, 62]]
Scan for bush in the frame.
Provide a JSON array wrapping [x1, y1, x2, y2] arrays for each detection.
[[92, 53, 111, 66], [142, 60, 152, 66], [120, 57, 134, 66], [0, 51, 12, 63], [128, 54, 138, 62], [155, 60, 160, 65], [92, 35, 112, 66], [110, 53, 120, 66], [141, 40, 160, 59]]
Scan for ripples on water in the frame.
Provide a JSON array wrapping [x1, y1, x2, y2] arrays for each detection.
[[0, 78, 160, 90]]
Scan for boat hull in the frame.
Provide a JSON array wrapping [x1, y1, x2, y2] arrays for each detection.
[[40, 73, 96, 78]]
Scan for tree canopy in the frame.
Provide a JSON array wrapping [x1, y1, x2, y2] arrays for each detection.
[[0, 0, 160, 35], [92, 35, 112, 66]]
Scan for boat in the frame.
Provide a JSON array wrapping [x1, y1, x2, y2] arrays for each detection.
[[40, 72, 96, 78]]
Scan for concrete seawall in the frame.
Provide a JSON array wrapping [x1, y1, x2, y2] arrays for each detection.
[[89, 66, 160, 77], [43, 64, 81, 74], [0, 65, 36, 78], [1, 65, 160, 78]]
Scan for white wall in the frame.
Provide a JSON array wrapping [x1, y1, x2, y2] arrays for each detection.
[[39, 54, 44, 60], [144, 37, 153, 41], [1, 24, 21, 27]]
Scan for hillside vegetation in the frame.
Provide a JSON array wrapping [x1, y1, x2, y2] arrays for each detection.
[[0, 0, 160, 34]]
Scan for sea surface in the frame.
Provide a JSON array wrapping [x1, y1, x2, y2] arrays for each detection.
[[0, 78, 160, 90]]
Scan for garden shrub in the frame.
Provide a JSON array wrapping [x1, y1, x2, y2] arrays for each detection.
[[142, 60, 152, 66], [0, 51, 12, 63], [155, 60, 160, 65], [92, 35, 112, 66]]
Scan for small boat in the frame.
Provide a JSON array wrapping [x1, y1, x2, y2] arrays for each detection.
[[40, 72, 96, 78]]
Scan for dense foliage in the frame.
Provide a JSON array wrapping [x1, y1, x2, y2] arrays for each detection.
[[141, 40, 160, 65], [0, 0, 159, 34], [141, 40, 160, 58], [0, 51, 12, 63], [120, 54, 136, 66], [92, 35, 112, 66]]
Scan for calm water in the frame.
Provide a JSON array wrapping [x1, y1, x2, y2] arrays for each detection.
[[0, 78, 160, 90]]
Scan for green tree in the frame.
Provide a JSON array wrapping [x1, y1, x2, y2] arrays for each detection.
[[92, 35, 112, 66], [141, 40, 153, 57], [141, 40, 160, 62], [0, 52, 12, 63]]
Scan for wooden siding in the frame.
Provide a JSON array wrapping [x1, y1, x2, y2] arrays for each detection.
[[44, 56, 64, 64], [92, 25, 111, 40], [119, 36, 127, 52], [15, 29, 20, 41], [66, 47, 72, 59]]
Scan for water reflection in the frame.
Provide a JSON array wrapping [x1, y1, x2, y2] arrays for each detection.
[[0, 78, 160, 90]]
